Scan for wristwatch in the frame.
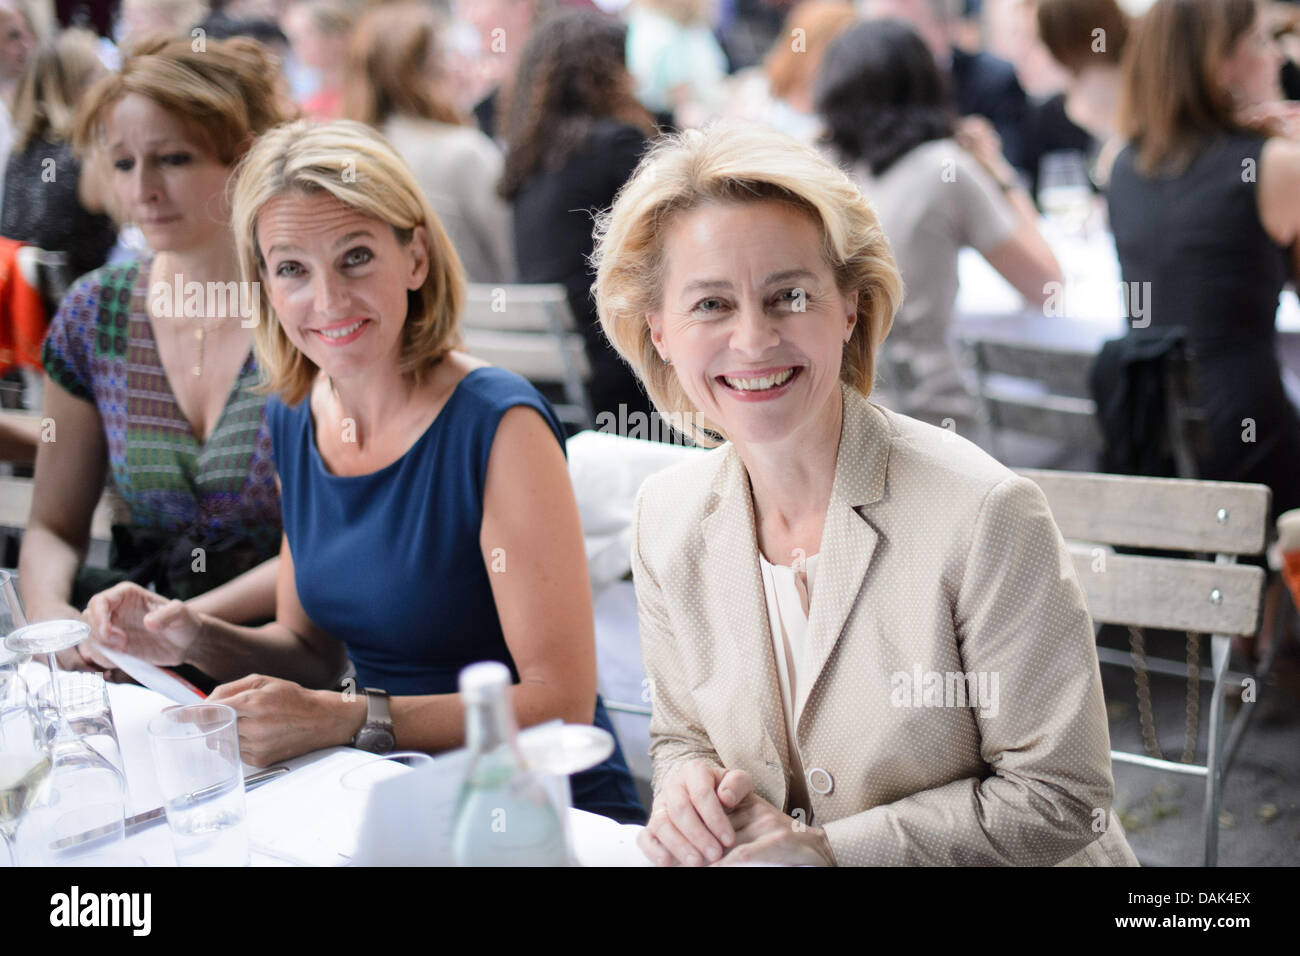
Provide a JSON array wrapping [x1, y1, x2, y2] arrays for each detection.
[[352, 688, 395, 754]]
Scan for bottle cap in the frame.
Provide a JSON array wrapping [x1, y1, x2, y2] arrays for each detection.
[[458, 660, 511, 703]]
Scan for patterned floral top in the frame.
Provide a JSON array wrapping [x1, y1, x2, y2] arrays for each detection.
[[41, 258, 282, 564]]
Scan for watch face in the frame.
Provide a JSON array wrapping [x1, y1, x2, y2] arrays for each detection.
[[357, 728, 395, 753]]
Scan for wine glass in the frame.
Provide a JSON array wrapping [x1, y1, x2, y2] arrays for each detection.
[[0, 571, 27, 673], [1038, 150, 1094, 239], [4, 619, 90, 723], [0, 671, 50, 866]]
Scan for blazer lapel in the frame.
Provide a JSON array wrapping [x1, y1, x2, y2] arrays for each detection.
[[700, 448, 790, 785], [795, 386, 891, 723]]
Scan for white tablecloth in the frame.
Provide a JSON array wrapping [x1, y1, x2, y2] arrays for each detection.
[[104, 683, 651, 867], [955, 228, 1300, 334]]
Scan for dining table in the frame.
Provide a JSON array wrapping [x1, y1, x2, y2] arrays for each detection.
[[69, 682, 653, 867], [953, 223, 1300, 386]]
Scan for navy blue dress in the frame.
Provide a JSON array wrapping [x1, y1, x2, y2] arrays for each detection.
[[267, 366, 645, 824]]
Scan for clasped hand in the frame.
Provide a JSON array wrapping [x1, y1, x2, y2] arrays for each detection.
[[638, 759, 836, 867]]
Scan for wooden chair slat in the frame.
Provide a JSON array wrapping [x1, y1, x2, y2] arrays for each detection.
[[1021, 469, 1272, 555]]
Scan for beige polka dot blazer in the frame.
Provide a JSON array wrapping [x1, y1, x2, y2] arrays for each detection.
[[631, 383, 1139, 866]]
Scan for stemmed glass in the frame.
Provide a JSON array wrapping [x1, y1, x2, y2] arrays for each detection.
[[1038, 150, 1094, 239], [0, 570, 27, 673], [0, 671, 50, 866], [4, 619, 90, 726]]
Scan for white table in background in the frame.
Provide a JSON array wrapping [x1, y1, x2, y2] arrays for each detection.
[[955, 229, 1300, 357]]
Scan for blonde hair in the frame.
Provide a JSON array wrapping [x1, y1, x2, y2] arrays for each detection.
[[73, 34, 286, 165], [591, 120, 901, 448], [11, 27, 103, 152], [230, 119, 465, 406]]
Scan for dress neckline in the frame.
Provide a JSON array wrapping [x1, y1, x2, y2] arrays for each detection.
[[302, 365, 491, 480], [131, 256, 257, 450]]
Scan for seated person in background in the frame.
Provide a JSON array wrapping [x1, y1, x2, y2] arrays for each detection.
[[719, 0, 856, 145], [591, 119, 1137, 865], [815, 18, 1062, 434], [1, 28, 117, 291], [83, 119, 646, 825], [500, 8, 660, 431], [343, 1, 514, 284], [1109, 0, 1300, 521], [1035, 0, 1132, 185], [863, 0, 1031, 173], [19, 36, 288, 663]]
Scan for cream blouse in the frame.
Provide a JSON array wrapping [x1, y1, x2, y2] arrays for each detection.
[[758, 551, 820, 819]]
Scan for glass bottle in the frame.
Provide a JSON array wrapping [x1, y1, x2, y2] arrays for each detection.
[[449, 662, 570, 866]]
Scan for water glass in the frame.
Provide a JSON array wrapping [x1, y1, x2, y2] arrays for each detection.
[[147, 703, 249, 867], [37, 673, 124, 770], [26, 740, 128, 866], [1038, 150, 1093, 237]]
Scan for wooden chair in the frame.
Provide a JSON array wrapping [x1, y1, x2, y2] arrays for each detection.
[[0, 475, 119, 569], [960, 334, 1102, 463], [461, 283, 594, 429], [1019, 468, 1271, 866]]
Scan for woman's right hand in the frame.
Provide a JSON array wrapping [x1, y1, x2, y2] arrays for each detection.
[[1236, 100, 1300, 140], [637, 759, 754, 866], [81, 581, 203, 670]]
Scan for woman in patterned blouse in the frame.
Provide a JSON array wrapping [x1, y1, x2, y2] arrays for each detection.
[[18, 36, 290, 670]]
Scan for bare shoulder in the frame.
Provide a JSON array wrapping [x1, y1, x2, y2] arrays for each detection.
[[443, 349, 491, 378], [1258, 137, 1300, 244]]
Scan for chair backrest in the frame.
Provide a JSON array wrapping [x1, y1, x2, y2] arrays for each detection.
[[1018, 468, 1270, 636], [0, 475, 119, 544], [963, 335, 1102, 455], [462, 283, 593, 428]]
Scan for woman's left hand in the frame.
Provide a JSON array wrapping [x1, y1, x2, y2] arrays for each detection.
[[208, 674, 363, 767], [714, 792, 838, 867]]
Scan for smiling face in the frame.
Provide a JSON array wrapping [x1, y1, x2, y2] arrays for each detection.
[[104, 93, 236, 253], [257, 190, 430, 383], [647, 199, 858, 448]]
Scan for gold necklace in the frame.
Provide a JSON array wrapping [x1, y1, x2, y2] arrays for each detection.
[[191, 316, 240, 376]]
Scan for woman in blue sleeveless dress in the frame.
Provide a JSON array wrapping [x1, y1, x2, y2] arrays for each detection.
[[81, 119, 644, 824]]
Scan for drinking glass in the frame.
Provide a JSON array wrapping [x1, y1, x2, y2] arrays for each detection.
[[35, 672, 124, 771], [25, 736, 128, 866], [0, 571, 28, 673], [4, 619, 90, 721], [0, 672, 49, 866], [1038, 150, 1093, 238], [147, 703, 249, 866]]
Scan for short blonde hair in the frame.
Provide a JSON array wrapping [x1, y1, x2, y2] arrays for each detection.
[[230, 119, 465, 405], [591, 120, 901, 447]]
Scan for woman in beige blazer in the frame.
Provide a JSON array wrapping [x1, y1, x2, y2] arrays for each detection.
[[591, 120, 1138, 866]]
